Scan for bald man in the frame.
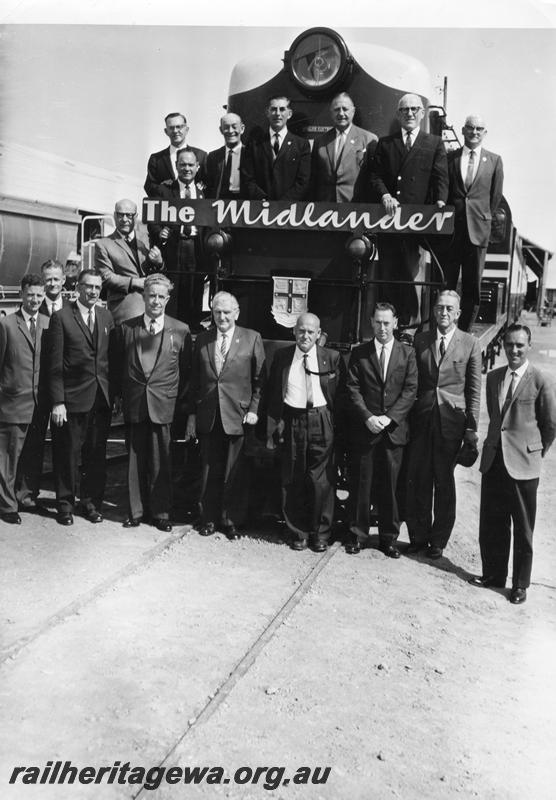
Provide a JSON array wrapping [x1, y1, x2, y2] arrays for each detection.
[[368, 93, 448, 326], [441, 114, 504, 331], [266, 313, 345, 552], [95, 199, 164, 324], [205, 113, 247, 199]]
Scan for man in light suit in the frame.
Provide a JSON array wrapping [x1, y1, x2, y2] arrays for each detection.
[[39, 260, 71, 317], [205, 113, 246, 199], [114, 274, 192, 532], [0, 275, 49, 523], [266, 312, 345, 552], [95, 199, 164, 324], [368, 93, 449, 326], [469, 324, 556, 604], [345, 303, 417, 557], [148, 148, 207, 328], [144, 111, 207, 197], [48, 270, 114, 525], [311, 93, 377, 203], [442, 114, 504, 331], [242, 96, 311, 201], [185, 291, 266, 539], [406, 290, 482, 558]]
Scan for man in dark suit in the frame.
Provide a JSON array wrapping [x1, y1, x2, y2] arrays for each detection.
[[311, 92, 377, 203], [39, 259, 71, 317], [185, 291, 266, 539], [405, 289, 482, 558], [148, 148, 207, 329], [442, 114, 504, 331], [266, 312, 345, 552], [48, 270, 114, 525], [0, 275, 50, 523], [242, 96, 311, 201], [144, 111, 207, 197], [345, 303, 417, 557], [95, 198, 164, 324], [205, 112, 246, 199], [368, 93, 449, 326], [114, 273, 192, 532], [469, 324, 556, 604]]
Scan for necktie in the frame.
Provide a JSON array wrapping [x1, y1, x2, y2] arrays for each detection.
[[501, 372, 517, 417], [405, 131, 412, 152], [273, 133, 280, 157], [182, 185, 192, 236], [49, 303, 55, 316], [87, 310, 94, 333], [439, 336, 446, 361], [302, 354, 314, 409], [221, 333, 227, 358], [379, 345, 386, 381], [465, 150, 476, 190], [149, 319, 156, 335], [29, 316, 36, 343], [221, 147, 233, 194], [335, 132, 346, 170]]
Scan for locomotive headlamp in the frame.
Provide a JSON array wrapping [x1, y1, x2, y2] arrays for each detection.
[[346, 234, 372, 262], [205, 229, 232, 255], [285, 28, 351, 93]]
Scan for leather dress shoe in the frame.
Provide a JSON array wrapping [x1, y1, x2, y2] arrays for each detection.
[[1, 511, 22, 524], [83, 509, 103, 523], [122, 517, 142, 528], [381, 543, 401, 559], [291, 540, 308, 551], [223, 523, 240, 541], [468, 575, 506, 589], [427, 546, 443, 559], [312, 540, 328, 553], [405, 542, 428, 555], [199, 522, 216, 537], [152, 518, 172, 533], [345, 541, 361, 555], [57, 512, 74, 526], [510, 587, 527, 604]]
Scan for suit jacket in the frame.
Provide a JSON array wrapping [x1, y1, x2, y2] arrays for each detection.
[[412, 329, 482, 440], [242, 128, 311, 201], [95, 231, 161, 324], [187, 326, 266, 436], [346, 338, 417, 446], [369, 129, 448, 205], [447, 147, 504, 247], [0, 310, 50, 424], [114, 315, 192, 425], [480, 364, 556, 480], [39, 297, 71, 317], [205, 144, 246, 198], [144, 144, 207, 197], [311, 125, 377, 203], [266, 345, 346, 438], [47, 302, 114, 413]]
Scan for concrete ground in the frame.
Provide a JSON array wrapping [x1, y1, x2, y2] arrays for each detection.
[[1, 312, 555, 800]]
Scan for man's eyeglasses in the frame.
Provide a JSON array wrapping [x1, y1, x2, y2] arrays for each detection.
[[464, 125, 485, 132], [115, 212, 136, 219], [399, 106, 423, 114]]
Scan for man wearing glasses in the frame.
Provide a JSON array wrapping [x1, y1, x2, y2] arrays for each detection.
[[144, 112, 207, 197], [95, 199, 164, 324], [441, 115, 504, 331], [368, 93, 448, 327]]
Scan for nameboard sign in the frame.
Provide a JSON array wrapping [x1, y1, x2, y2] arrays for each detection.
[[142, 198, 454, 236]]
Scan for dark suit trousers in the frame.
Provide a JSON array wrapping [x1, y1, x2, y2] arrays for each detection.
[[127, 420, 172, 520], [0, 422, 28, 513], [377, 235, 421, 326], [479, 448, 537, 588], [15, 402, 50, 503], [52, 389, 111, 512], [199, 408, 247, 527], [406, 410, 461, 548], [443, 219, 487, 331], [349, 435, 403, 544], [166, 238, 205, 327], [281, 406, 335, 543]]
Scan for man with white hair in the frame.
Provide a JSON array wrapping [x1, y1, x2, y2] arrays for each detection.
[[205, 112, 246, 199]]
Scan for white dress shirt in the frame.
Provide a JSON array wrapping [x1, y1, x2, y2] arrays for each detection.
[[461, 145, 482, 184], [215, 326, 235, 373], [436, 326, 457, 361], [284, 346, 327, 408], [224, 144, 242, 193], [47, 297, 63, 316], [499, 361, 529, 410], [20, 308, 38, 331], [374, 337, 394, 379], [270, 127, 287, 156], [403, 128, 419, 148], [76, 299, 96, 328], [143, 314, 164, 334]]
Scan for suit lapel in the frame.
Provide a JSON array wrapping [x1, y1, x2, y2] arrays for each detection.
[[326, 131, 336, 172], [220, 327, 241, 374], [385, 340, 400, 383], [164, 148, 175, 181], [72, 303, 94, 346], [16, 311, 35, 350], [206, 331, 218, 377], [369, 339, 383, 382]]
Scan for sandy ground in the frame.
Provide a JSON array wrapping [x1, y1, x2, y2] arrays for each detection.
[[1, 313, 555, 800]]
